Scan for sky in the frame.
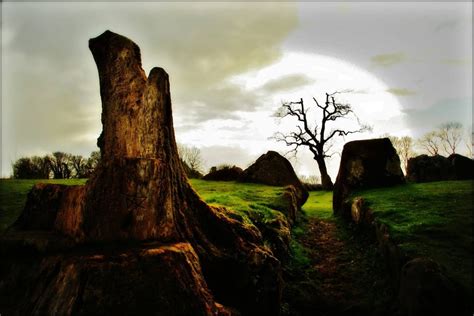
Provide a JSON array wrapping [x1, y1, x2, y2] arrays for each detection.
[[1, 2, 472, 179]]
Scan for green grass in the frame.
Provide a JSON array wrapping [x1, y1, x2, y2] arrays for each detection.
[[189, 179, 289, 224], [0, 179, 88, 232], [0, 178, 289, 233], [355, 180, 473, 295], [301, 191, 333, 220]]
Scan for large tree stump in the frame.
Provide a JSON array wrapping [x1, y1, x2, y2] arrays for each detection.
[[1, 31, 281, 315]]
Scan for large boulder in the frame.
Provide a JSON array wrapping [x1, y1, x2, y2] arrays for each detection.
[[333, 138, 405, 216], [448, 154, 474, 180], [1, 31, 281, 315], [406, 155, 452, 182], [203, 165, 243, 181], [449, 154, 474, 180], [241, 151, 309, 208], [406, 153, 473, 183]]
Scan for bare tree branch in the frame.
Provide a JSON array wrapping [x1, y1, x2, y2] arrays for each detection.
[[272, 91, 369, 189]]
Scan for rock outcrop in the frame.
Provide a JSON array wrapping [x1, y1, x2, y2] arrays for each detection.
[[407, 154, 473, 183], [449, 153, 474, 180], [333, 138, 405, 217], [1, 31, 281, 315], [203, 165, 243, 181], [242, 151, 308, 209]]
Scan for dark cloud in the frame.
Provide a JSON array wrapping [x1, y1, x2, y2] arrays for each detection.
[[1, 2, 298, 176]]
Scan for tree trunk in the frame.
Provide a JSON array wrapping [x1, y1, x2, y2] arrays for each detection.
[[315, 156, 334, 190], [1, 30, 281, 315]]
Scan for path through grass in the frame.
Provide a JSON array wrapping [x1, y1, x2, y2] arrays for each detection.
[[283, 190, 396, 316]]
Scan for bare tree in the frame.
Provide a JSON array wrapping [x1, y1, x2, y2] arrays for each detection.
[[399, 136, 415, 172], [12, 155, 51, 179], [274, 91, 370, 190], [465, 128, 473, 158], [387, 136, 414, 173], [178, 144, 204, 177], [418, 131, 442, 156], [438, 122, 463, 155], [71, 155, 88, 178], [48, 151, 72, 179]]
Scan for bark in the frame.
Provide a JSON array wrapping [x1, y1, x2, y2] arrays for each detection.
[[316, 157, 334, 190]]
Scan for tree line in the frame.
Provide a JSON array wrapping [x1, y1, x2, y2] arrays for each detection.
[[386, 122, 472, 173], [12, 151, 101, 179], [274, 91, 471, 189], [12, 144, 206, 180]]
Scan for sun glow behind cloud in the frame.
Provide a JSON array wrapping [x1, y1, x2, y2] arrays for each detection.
[[233, 52, 403, 121], [178, 52, 408, 177], [2, 2, 469, 179]]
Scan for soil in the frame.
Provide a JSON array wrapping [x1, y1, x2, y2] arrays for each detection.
[[283, 217, 400, 316]]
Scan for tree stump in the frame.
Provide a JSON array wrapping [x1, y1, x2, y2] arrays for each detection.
[[1, 31, 281, 315]]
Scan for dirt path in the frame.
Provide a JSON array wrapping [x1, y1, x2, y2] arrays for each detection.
[[283, 217, 398, 316]]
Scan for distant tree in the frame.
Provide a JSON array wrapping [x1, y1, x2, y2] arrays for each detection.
[[88, 151, 101, 168], [12, 156, 50, 179], [274, 91, 370, 190], [70, 155, 89, 178], [384, 135, 414, 173], [178, 144, 204, 177], [12, 158, 36, 179], [418, 131, 442, 156], [438, 122, 463, 155], [31, 155, 52, 179], [48, 151, 72, 179], [465, 128, 473, 158]]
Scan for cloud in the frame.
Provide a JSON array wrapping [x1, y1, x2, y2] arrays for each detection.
[[259, 74, 313, 93], [434, 20, 459, 32], [386, 88, 417, 96], [370, 52, 406, 67], [440, 58, 472, 65], [1, 2, 298, 176], [402, 97, 472, 136]]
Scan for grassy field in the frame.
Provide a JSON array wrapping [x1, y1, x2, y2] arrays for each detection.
[[0, 179, 87, 232], [301, 190, 333, 220], [189, 179, 289, 224], [1, 178, 471, 297], [0, 178, 290, 232], [355, 180, 472, 295]]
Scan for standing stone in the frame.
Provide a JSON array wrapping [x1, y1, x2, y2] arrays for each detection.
[[242, 151, 309, 207], [1, 31, 281, 315], [406, 155, 452, 183], [407, 154, 474, 182], [448, 154, 474, 180], [333, 138, 405, 217]]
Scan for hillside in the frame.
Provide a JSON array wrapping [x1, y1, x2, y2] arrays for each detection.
[[354, 180, 473, 298]]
